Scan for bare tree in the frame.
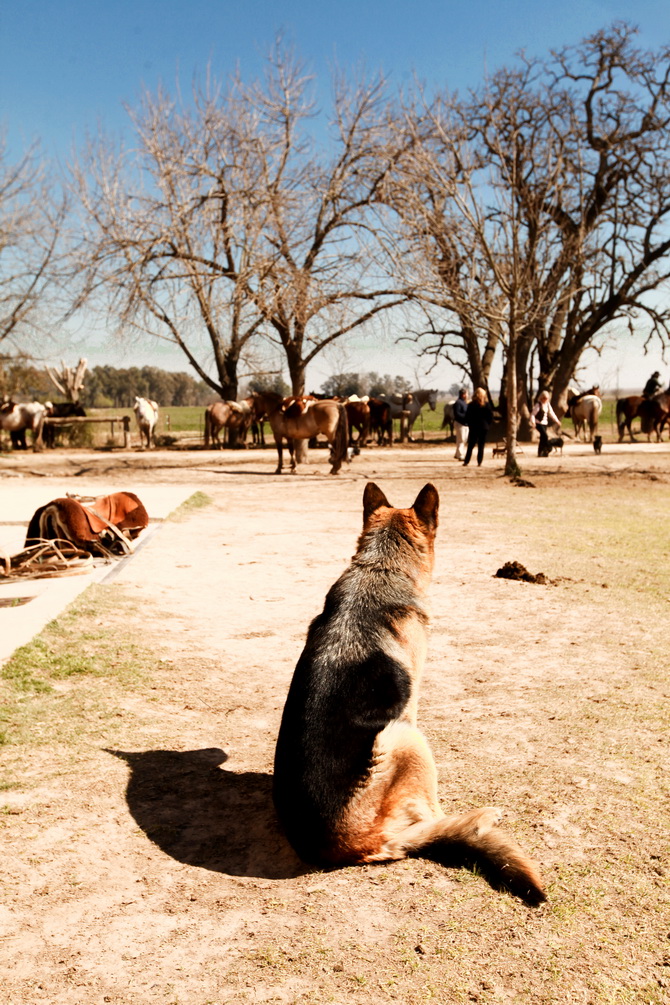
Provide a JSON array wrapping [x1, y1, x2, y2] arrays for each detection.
[[235, 48, 409, 394], [387, 23, 670, 458], [71, 45, 409, 399], [0, 138, 67, 351], [46, 357, 88, 403], [387, 80, 568, 473]]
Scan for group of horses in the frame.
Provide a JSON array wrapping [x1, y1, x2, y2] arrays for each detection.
[[0, 396, 159, 452], [203, 388, 438, 474]]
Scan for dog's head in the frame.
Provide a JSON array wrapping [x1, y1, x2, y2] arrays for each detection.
[[360, 483, 439, 579]]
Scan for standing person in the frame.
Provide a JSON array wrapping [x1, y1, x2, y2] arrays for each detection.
[[643, 371, 663, 399], [530, 390, 561, 457], [453, 388, 469, 460], [462, 387, 493, 467]]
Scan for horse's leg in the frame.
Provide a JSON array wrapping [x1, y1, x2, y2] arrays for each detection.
[[288, 438, 297, 474], [273, 427, 284, 474]]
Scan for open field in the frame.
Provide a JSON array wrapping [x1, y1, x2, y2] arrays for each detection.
[[1, 442, 669, 1003]]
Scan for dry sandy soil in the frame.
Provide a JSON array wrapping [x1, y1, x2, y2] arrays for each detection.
[[1, 439, 669, 1004]]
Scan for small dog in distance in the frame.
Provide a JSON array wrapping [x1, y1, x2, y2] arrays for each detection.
[[593, 435, 602, 454], [547, 436, 564, 455]]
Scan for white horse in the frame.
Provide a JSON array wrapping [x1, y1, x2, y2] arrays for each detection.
[[134, 397, 159, 449], [567, 388, 602, 441], [377, 388, 438, 440], [0, 400, 47, 451]]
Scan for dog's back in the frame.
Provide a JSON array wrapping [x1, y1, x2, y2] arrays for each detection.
[[273, 484, 435, 861]]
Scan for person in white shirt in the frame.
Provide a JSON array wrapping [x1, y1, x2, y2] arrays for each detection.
[[530, 391, 561, 457]]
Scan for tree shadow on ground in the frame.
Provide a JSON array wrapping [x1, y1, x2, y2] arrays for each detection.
[[106, 747, 305, 879]]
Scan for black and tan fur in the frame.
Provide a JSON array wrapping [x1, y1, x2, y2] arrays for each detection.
[[273, 482, 546, 905]]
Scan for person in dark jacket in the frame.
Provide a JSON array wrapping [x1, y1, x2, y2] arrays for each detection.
[[453, 388, 469, 460], [643, 372, 662, 399], [462, 387, 493, 467]]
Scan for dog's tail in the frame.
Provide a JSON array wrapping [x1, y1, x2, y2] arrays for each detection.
[[402, 807, 546, 906]]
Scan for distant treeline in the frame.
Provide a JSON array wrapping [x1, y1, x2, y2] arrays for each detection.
[[82, 366, 212, 407], [0, 358, 212, 407]]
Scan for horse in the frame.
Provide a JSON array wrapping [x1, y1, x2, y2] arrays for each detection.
[[42, 401, 87, 448], [441, 400, 455, 438], [134, 397, 159, 449], [0, 400, 47, 451], [204, 400, 252, 448], [566, 388, 602, 441], [344, 399, 370, 447], [616, 396, 644, 442], [250, 392, 349, 475], [377, 388, 438, 440], [639, 390, 670, 441], [367, 397, 393, 445], [25, 491, 149, 557], [240, 395, 268, 446]]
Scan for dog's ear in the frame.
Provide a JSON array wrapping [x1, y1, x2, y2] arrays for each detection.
[[363, 482, 391, 522], [412, 483, 439, 530]]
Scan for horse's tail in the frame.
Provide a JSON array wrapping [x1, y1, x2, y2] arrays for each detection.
[[330, 404, 349, 474], [615, 398, 627, 439], [204, 407, 211, 448]]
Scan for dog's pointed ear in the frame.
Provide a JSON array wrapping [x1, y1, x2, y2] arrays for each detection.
[[363, 482, 391, 522], [412, 483, 439, 530]]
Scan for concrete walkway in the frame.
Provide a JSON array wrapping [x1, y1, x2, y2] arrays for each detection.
[[0, 483, 196, 664]]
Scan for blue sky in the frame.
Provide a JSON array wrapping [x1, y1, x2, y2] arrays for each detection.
[[2, 0, 669, 391]]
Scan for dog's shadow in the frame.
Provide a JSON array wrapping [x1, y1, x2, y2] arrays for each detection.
[[106, 747, 305, 879]]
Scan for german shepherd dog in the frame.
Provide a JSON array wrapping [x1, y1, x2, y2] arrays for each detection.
[[273, 483, 546, 905]]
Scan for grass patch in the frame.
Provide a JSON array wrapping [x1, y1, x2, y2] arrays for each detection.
[[0, 583, 155, 746], [167, 490, 213, 521]]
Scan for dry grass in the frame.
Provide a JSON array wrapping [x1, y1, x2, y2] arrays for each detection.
[[1, 452, 669, 1004]]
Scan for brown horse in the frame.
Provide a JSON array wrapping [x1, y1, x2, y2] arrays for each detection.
[[639, 392, 670, 441], [204, 400, 252, 448], [344, 400, 370, 447], [616, 396, 643, 442], [250, 392, 349, 474], [239, 395, 268, 446], [368, 397, 393, 445], [617, 392, 670, 442]]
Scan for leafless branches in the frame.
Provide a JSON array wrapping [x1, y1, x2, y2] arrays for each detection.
[[0, 138, 67, 351]]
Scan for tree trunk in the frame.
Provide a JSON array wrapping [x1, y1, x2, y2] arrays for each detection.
[[504, 323, 522, 479]]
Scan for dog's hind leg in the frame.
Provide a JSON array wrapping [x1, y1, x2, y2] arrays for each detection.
[[340, 721, 546, 906]]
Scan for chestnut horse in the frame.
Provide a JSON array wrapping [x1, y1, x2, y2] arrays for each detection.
[[250, 392, 349, 474]]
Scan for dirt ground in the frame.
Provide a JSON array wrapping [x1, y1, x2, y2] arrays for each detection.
[[1, 440, 669, 1004]]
